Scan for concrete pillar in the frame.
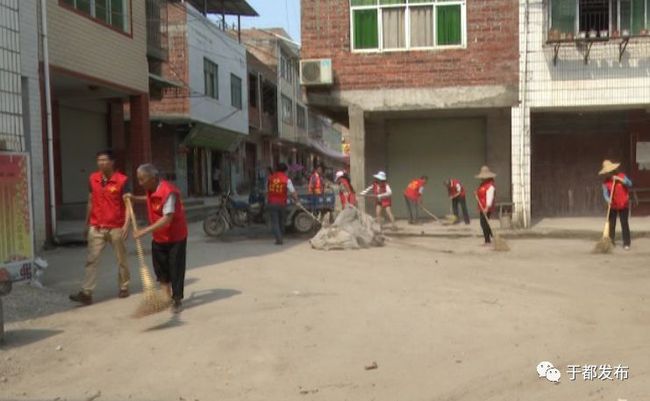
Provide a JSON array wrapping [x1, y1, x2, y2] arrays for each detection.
[[129, 94, 152, 191], [348, 106, 366, 211], [486, 109, 512, 202], [511, 106, 531, 228], [109, 99, 126, 172]]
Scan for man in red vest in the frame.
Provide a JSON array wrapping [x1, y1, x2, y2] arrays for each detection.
[[267, 163, 298, 245], [335, 170, 357, 208], [444, 178, 470, 225], [403, 175, 428, 224], [127, 164, 188, 313], [599, 159, 633, 249], [70, 150, 131, 306], [308, 164, 324, 216]]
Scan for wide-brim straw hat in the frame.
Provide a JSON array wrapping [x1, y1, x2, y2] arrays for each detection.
[[475, 165, 496, 179], [373, 171, 387, 181], [598, 159, 620, 175]]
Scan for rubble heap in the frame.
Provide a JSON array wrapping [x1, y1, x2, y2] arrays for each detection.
[[310, 207, 385, 251]]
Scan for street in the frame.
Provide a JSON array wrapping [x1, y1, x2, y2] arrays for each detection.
[[2, 224, 649, 401]]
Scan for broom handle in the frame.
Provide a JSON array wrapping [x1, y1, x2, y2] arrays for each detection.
[[603, 179, 617, 237], [124, 197, 156, 291], [296, 202, 321, 222], [419, 204, 439, 221], [474, 193, 494, 232]]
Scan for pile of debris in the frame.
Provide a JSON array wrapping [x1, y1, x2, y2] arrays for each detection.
[[310, 207, 385, 250]]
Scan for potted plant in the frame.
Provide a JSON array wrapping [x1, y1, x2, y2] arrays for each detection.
[[588, 29, 598, 39], [622, 29, 630, 37], [578, 31, 587, 39], [600, 30, 609, 38]]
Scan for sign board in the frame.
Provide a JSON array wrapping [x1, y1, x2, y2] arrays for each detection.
[[0, 152, 33, 283]]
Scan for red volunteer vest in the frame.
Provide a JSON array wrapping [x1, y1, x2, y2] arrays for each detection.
[[309, 172, 322, 195], [404, 178, 425, 201], [448, 178, 466, 198], [604, 173, 630, 210], [146, 180, 188, 243], [268, 172, 289, 205], [476, 179, 496, 213], [373, 182, 392, 207], [89, 171, 128, 228], [338, 177, 357, 207]]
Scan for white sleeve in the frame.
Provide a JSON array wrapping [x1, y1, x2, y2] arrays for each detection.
[[418, 187, 424, 195], [379, 184, 392, 199], [287, 179, 295, 194], [486, 186, 495, 208], [162, 193, 176, 215], [360, 186, 373, 195], [455, 183, 462, 193]]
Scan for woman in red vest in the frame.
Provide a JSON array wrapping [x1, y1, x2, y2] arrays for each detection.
[[69, 149, 131, 306], [599, 159, 633, 249], [403, 175, 428, 224], [335, 170, 357, 208], [267, 163, 298, 245], [475, 166, 497, 245], [444, 178, 470, 225], [127, 164, 188, 313], [360, 171, 397, 230]]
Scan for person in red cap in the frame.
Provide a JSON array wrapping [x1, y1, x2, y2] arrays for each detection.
[[444, 178, 470, 225], [126, 163, 188, 313], [335, 170, 357, 208], [403, 175, 428, 224], [70, 149, 131, 306], [475, 166, 497, 245], [599, 159, 633, 249]]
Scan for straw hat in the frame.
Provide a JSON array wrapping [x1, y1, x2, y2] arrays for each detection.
[[373, 171, 387, 181], [335, 170, 345, 180], [475, 165, 496, 179], [598, 159, 620, 175]]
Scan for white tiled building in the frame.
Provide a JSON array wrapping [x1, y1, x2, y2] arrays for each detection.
[[513, 0, 650, 226]]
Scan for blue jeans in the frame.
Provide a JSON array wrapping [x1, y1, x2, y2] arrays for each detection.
[[268, 204, 286, 243]]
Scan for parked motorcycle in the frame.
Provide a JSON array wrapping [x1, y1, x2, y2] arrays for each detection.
[[203, 190, 264, 237]]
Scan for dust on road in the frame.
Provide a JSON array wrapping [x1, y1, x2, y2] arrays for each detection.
[[1, 234, 649, 401]]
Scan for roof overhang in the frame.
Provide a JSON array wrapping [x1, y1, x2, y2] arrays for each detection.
[[185, 0, 258, 16]]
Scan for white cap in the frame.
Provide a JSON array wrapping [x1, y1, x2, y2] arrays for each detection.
[[373, 171, 387, 181], [335, 170, 345, 180]]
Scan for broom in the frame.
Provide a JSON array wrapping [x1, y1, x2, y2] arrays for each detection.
[[419, 205, 440, 222], [593, 180, 616, 254], [474, 194, 510, 252], [125, 197, 172, 318]]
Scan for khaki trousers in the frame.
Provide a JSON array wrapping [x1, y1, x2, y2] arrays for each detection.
[[81, 227, 130, 294]]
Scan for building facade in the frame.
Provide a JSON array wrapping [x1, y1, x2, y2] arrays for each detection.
[[301, 0, 519, 218]]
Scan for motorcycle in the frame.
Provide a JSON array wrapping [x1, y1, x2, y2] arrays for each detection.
[[202, 190, 264, 237]]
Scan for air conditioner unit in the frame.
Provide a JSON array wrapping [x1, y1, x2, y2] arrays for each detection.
[[300, 58, 333, 86]]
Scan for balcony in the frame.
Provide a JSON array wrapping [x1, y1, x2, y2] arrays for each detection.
[[146, 0, 168, 61]]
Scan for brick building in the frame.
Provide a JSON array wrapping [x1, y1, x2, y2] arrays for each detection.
[[301, 0, 520, 218]]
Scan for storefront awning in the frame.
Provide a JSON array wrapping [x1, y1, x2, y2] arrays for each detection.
[[186, 0, 258, 16], [183, 123, 244, 152]]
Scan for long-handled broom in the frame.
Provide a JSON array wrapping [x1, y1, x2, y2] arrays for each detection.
[[419, 205, 440, 222], [593, 181, 616, 254], [474, 194, 510, 252], [125, 197, 172, 318]]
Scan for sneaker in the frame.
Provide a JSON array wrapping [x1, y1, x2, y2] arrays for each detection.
[[624, 245, 631, 251], [69, 291, 92, 306], [172, 299, 183, 314], [118, 289, 130, 298]]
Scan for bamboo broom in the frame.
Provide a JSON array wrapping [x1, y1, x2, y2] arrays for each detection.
[[125, 197, 172, 317], [593, 180, 616, 254], [475, 194, 510, 252]]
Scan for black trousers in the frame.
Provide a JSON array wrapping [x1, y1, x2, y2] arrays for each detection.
[[452, 196, 470, 224], [268, 204, 286, 243], [608, 208, 631, 247], [152, 239, 187, 300], [404, 195, 419, 223], [479, 212, 493, 243]]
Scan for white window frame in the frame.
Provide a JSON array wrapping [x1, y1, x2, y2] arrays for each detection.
[[548, 0, 650, 36], [63, 0, 131, 33], [349, 0, 467, 53]]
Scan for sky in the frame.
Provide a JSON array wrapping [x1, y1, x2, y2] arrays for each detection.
[[230, 0, 301, 43]]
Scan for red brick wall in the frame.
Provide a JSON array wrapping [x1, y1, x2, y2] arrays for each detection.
[[149, 3, 190, 116], [301, 0, 519, 91], [150, 123, 178, 179]]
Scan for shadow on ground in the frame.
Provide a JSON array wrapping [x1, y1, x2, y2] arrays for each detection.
[[1, 329, 64, 349]]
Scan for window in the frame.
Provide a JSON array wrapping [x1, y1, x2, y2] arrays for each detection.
[[281, 95, 293, 125], [204, 58, 218, 99], [297, 105, 306, 130], [549, 0, 650, 38], [350, 0, 465, 51], [60, 0, 130, 33], [249, 73, 258, 108], [231, 74, 242, 110], [280, 51, 294, 83]]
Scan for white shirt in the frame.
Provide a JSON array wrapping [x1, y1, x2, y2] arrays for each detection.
[[486, 186, 495, 209], [361, 183, 392, 199], [163, 193, 176, 215], [287, 179, 295, 194]]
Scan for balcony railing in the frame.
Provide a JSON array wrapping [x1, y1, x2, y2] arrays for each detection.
[[147, 0, 168, 61]]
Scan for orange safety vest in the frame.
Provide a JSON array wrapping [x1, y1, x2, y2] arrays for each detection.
[[404, 178, 425, 201]]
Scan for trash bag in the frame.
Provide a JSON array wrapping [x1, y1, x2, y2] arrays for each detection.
[[310, 207, 385, 250]]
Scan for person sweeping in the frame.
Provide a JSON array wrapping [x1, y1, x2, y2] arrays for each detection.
[[267, 163, 299, 245], [444, 178, 470, 225], [599, 159, 633, 250], [403, 175, 428, 224], [335, 170, 357, 208], [125, 164, 188, 314], [360, 171, 397, 231], [475, 166, 497, 246]]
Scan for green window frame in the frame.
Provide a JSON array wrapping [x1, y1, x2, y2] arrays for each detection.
[[204, 58, 219, 100], [350, 0, 465, 51]]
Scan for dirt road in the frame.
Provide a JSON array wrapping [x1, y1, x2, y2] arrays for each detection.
[[1, 230, 649, 401]]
